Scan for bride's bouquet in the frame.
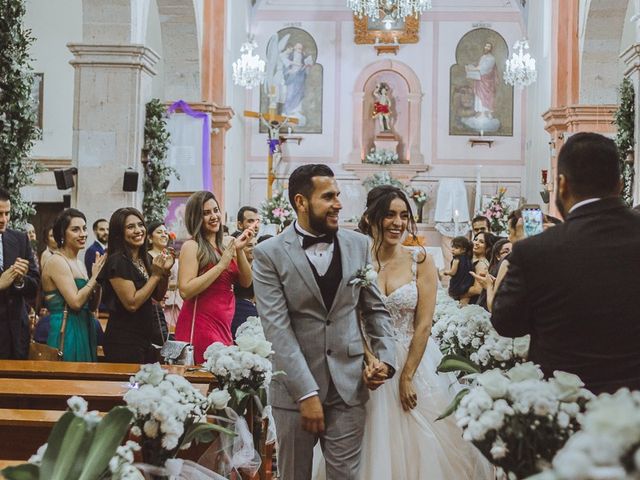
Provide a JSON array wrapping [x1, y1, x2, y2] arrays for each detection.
[[530, 388, 640, 480], [451, 363, 592, 479]]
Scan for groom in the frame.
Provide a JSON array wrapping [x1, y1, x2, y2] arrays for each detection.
[[253, 164, 397, 480]]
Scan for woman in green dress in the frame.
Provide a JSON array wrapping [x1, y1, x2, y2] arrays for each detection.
[[41, 208, 105, 361]]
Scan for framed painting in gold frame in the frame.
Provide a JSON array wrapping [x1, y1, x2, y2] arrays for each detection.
[[353, 14, 420, 44]]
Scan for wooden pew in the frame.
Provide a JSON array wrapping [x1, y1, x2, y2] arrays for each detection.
[[0, 409, 66, 460], [0, 378, 208, 411], [0, 360, 214, 385]]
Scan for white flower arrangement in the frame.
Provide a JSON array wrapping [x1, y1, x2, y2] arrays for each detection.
[[365, 148, 399, 165], [124, 363, 232, 467], [108, 441, 143, 480], [431, 295, 529, 371], [451, 363, 592, 479], [531, 388, 640, 480], [348, 264, 378, 288], [203, 316, 274, 415]]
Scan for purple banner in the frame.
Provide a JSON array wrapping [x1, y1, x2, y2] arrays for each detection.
[[167, 100, 212, 191]]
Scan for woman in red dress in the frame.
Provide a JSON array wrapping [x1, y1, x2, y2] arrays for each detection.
[[175, 191, 253, 363]]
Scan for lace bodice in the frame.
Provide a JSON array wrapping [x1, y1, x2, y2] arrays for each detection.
[[381, 250, 419, 346]]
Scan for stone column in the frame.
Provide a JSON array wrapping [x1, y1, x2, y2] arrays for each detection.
[[67, 43, 159, 219]]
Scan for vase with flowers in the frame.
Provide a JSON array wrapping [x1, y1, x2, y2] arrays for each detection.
[[411, 188, 428, 223]]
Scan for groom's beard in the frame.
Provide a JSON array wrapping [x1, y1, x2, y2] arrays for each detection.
[[308, 205, 339, 235]]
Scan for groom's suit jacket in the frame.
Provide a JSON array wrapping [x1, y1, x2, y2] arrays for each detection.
[[492, 197, 640, 394], [253, 226, 396, 410]]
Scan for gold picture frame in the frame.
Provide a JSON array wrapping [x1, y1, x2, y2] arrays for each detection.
[[353, 14, 420, 45]]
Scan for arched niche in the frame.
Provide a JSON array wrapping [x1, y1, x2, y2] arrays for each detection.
[[580, 0, 628, 104], [352, 59, 423, 164]]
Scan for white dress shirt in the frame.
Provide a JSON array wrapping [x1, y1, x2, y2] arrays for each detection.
[[568, 198, 601, 214]]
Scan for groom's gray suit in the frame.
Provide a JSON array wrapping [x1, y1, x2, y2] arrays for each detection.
[[252, 225, 396, 480]]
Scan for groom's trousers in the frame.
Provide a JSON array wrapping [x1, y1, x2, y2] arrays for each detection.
[[273, 380, 366, 480]]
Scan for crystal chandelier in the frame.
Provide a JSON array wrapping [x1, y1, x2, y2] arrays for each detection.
[[347, 0, 432, 22], [504, 39, 537, 88], [232, 39, 265, 89]]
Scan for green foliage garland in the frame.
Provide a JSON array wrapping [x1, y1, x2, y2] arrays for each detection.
[[142, 99, 177, 224], [613, 78, 635, 206], [0, 0, 44, 227]]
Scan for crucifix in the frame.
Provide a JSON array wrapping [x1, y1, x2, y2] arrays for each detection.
[[244, 88, 300, 199]]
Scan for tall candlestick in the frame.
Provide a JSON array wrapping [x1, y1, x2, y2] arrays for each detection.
[[454, 209, 459, 237]]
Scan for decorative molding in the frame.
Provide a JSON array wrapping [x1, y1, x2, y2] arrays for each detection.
[[353, 14, 420, 45], [67, 44, 160, 76], [31, 157, 73, 170], [343, 163, 428, 182], [468, 138, 494, 148], [621, 43, 640, 77], [542, 104, 616, 134], [164, 101, 235, 132]]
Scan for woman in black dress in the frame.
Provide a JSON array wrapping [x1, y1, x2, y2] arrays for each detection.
[[99, 208, 174, 363]]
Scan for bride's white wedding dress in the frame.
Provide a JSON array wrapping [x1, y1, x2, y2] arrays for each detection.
[[312, 253, 493, 480]]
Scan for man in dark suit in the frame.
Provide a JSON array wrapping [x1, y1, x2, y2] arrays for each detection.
[[0, 188, 40, 359], [492, 132, 640, 394], [84, 218, 108, 275]]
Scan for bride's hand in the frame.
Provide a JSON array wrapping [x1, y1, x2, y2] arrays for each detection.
[[399, 375, 418, 411]]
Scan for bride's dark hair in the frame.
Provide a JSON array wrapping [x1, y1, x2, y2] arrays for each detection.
[[358, 185, 425, 269]]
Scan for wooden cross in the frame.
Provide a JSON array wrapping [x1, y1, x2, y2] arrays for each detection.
[[244, 92, 299, 198]]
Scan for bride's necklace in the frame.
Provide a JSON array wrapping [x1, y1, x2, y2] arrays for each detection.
[[377, 248, 402, 272]]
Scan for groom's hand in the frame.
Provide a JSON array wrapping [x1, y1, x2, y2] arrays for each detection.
[[363, 358, 388, 390], [299, 396, 325, 434]]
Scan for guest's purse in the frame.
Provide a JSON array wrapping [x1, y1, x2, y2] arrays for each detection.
[[158, 297, 196, 366], [28, 306, 69, 361]]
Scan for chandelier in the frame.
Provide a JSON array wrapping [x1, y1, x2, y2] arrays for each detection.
[[232, 39, 265, 89], [347, 0, 432, 22], [504, 39, 537, 88]]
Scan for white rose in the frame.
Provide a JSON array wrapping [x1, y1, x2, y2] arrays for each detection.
[[477, 370, 510, 399], [364, 267, 377, 283], [236, 335, 260, 353], [513, 336, 530, 358], [507, 362, 543, 382], [254, 339, 273, 358], [208, 388, 232, 410], [550, 371, 585, 402]]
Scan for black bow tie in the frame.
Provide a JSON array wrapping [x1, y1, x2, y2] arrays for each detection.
[[300, 233, 334, 250]]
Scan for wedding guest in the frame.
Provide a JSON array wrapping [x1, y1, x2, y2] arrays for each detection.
[[489, 238, 512, 276], [176, 191, 253, 363], [471, 215, 491, 235], [232, 206, 260, 238], [40, 224, 57, 268], [492, 132, 640, 394], [466, 231, 496, 308], [0, 188, 40, 359], [147, 220, 173, 344], [41, 208, 105, 361], [440, 236, 474, 305], [85, 218, 108, 275], [99, 208, 173, 363]]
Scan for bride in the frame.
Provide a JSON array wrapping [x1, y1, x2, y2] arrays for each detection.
[[355, 185, 493, 479]]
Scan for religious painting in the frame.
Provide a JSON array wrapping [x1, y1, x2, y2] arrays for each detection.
[[260, 27, 323, 134], [449, 28, 513, 136], [30, 73, 43, 130]]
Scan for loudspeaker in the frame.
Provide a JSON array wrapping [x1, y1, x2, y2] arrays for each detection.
[[63, 194, 71, 208], [540, 190, 550, 204], [54, 168, 77, 190], [123, 169, 139, 192]]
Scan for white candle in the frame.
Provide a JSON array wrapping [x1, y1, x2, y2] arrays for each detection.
[[454, 209, 459, 236]]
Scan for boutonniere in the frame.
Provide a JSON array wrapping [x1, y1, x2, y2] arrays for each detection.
[[348, 264, 378, 287]]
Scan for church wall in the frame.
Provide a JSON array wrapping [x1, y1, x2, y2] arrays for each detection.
[[242, 8, 526, 235]]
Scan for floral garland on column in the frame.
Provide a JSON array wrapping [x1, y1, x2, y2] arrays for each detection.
[[614, 78, 635, 206], [142, 99, 177, 224], [0, 0, 43, 227]]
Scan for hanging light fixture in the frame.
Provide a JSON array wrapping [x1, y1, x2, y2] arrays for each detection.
[[504, 39, 537, 88], [232, 38, 265, 90], [348, 0, 432, 22]]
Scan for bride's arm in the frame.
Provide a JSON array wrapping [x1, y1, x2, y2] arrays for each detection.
[[399, 252, 438, 411]]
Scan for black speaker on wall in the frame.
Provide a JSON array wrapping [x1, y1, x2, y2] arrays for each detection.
[[54, 168, 78, 190], [123, 169, 139, 192], [62, 194, 71, 208]]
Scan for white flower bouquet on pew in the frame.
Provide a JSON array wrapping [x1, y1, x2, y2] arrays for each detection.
[[1, 396, 142, 480], [441, 363, 592, 480], [432, 297, 530, 372], [529, 388, 640, 480], [124, 363, 234, 469]]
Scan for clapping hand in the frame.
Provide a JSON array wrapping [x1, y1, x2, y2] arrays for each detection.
[[91, 252, 106, 280], [363, 357, 390, 390], [470, 271, 495, 290], [220, 241, 236, 268], [0, 265, 20, 290], [159, 249, 175, 272]]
